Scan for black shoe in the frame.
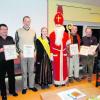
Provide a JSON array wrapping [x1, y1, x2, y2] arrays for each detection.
[[69, 77, 74, 83], [29, 87, 38, 92], [45, 85, 49, 88], [22, 89, 27, 94], [2, 96, 7, 100], [62, 84, 65, 86], [12, 92, 18, 96], [74, 77, 81, 82], [88, 77, 92, 83], [54, 85, 59, 87], [81, 75, 87, 79], [41, 85, 46, 89], [9, 92, 18, 96]]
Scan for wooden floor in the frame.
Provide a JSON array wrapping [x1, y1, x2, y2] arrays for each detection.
[[0, 75, 100, 100]]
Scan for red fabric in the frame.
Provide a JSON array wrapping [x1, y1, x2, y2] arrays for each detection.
[[54, 12, 64, 25], [49, 31, 69, 82], [14, 58, 20, 64], [57, 5, 63, 14]]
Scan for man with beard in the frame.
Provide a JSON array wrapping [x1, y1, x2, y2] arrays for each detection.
[[49, 6, 70, 86]]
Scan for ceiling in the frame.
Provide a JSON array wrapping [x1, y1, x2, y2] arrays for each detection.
[[64, 0, 100, 6]]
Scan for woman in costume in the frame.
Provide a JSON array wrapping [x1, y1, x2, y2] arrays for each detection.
[[35, 27, 52, 89]]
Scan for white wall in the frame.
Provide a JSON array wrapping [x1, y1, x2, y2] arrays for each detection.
[[0, 0, 47, 38]]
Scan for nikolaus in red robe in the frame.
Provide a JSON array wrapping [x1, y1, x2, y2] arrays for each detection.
[[49, 9, 70, 85]]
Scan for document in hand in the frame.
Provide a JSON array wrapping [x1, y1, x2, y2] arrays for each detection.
[[79, 44, 98, 56], [88, 45, 98, 55], [79, 46, 90, 56], [3, 45, 17, 60], [23, 45, 34, 58], [70, 44, 79, 55]]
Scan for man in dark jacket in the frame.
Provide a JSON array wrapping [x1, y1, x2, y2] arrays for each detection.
[[96, 40, 100, 87], [81, 27, 97, 82], [0, 24, 18, 100]]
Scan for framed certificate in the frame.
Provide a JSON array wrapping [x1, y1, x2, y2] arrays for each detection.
[[70, 44, 79, 55], [23, 45, 34, 58], [3, 45, 17, 60]]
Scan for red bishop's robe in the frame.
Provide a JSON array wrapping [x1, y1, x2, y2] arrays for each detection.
[[49, 31, 69, 85]]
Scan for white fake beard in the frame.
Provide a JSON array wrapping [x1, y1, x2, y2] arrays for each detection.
[[55, 26, 65, 46]]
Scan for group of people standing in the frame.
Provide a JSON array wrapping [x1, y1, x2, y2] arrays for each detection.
[[0, 13, 99, 100], [0, 16, 53, 100], [68, 26, 98, 83]]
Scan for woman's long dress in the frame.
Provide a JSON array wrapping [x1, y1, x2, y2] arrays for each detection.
[[35, 38, 52, 86]]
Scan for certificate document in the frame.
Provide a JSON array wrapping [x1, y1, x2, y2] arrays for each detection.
[[88, 45, 98, 55], [80, 45, 98, 56], [70, 44, 79, 55], [23, 45, 34, 58], [4, 45, 17, 60], [79, 46, 90, 56]]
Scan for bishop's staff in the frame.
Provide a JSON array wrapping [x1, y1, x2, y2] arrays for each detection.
[[66, 24, 73, 56]]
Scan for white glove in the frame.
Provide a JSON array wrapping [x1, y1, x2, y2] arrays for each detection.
[[66, 39, 71, 45], [50, 53, 53, 61]]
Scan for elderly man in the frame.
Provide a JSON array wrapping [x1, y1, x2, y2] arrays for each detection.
[[15, 16, 37, 94], [49, 6, 70, 86], [81, 27, 97, 82]]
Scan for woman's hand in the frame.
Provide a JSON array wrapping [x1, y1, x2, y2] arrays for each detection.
[[50, 53, 53, 61], [0, 48, 4, 53]]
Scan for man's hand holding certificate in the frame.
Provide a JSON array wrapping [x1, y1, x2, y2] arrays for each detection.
[[3, 45, 17, 60], [88, 45, 98, 55]]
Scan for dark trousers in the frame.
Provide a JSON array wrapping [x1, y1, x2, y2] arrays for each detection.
[[81, 55, 95, 77], [0, 60, 16, 96]]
